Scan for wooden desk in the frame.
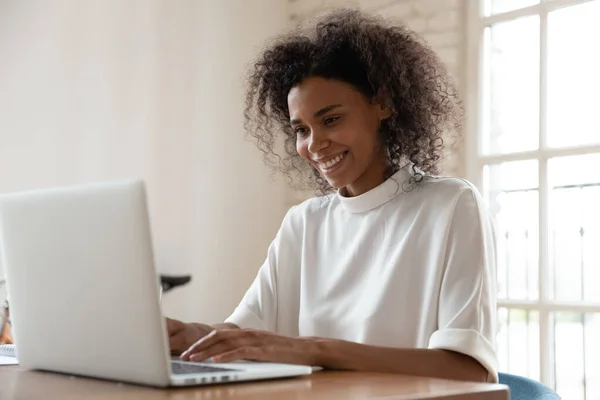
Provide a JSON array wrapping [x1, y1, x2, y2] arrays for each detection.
[[0, 366, 508, 399]]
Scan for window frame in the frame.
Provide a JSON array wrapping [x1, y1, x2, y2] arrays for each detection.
[[465, 0, 600, 389]]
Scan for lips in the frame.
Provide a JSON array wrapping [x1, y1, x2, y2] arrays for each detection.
[[312, 151, 348, 172], [321, 153, 344, 168]]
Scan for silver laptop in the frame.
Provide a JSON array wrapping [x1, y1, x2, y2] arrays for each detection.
[[0, 180, 312, 387]]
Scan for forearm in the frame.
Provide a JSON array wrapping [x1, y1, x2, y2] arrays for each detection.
[[312, 339, 490, 383]]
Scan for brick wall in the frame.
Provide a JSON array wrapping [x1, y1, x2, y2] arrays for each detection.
[[287, 0, 467, 185]]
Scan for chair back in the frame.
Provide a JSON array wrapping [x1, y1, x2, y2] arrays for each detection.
[[498, 372, 561, 400]]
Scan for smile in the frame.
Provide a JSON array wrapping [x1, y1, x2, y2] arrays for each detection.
[[315, 151, 348, 172]]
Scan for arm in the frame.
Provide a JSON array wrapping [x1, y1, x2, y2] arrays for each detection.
[[176, 219, 283, 345], [312, 340, 491, 382], [223, 242, 279, 331], [180, 328, 488, 382], [423, 186, 498, 381], [224, 206, 300, 332], [173, 209, 296, 356]]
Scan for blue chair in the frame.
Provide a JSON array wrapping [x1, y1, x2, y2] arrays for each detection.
[[499, 372, 561, 400]]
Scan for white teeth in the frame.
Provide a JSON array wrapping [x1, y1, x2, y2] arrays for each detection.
[[320, 153, 345, 169]]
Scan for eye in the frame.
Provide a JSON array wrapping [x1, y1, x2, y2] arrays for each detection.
[[294, 126, 308, 137], [324, 116, 340, 126]]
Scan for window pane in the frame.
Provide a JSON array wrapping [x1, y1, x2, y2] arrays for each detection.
[[483, 17, 539, 154], [553, 312, 600, 400], [549, 154, 600, 302], [484, 161, 539, 300], [484, 0, 539, 15], [584, 313, 600, 400], [547, 1, 600, 148], [497, 308, 540, 380]]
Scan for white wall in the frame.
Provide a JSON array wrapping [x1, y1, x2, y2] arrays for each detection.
[[0, 0, 467, 322], [0, 0, 290, 323], [288, 0, 467, 182]]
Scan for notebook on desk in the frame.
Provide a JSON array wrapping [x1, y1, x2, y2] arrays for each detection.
[[0, 344, 17, 365]]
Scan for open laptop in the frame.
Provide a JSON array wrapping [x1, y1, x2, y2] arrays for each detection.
[[0, 180, 312, 387]]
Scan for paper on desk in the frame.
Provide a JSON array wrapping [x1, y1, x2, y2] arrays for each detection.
[[0, 356, 18, 365]]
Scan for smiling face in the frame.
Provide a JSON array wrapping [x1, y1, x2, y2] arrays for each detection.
[[288, 77, 391, 197]]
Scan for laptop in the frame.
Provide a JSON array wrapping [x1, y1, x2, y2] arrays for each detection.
[[0, 179, 312, 387]]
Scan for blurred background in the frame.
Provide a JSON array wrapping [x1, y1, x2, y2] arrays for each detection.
[[0, 1, 598, 398]]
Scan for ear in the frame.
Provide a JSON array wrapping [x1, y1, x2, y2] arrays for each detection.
[[377, 104, 393, 120], [372, 90, 393, 120]]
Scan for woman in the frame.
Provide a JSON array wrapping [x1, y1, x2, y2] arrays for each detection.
[[167, 9, 498, 383]]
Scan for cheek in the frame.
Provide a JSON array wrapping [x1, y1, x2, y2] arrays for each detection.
[[357, 118, 382, 152], [346, 126, 378, 154], [342, 114, 380, 147], [296, 137, 309, 160]]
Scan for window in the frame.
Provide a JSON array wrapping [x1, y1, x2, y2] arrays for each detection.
[[466, 1, 600, 399]]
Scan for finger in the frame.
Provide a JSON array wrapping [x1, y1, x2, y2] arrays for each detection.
[[181, 329, 253, 361], [181, 329, 242, 360], [212, 347, 264, 363], [188, 342, 242, 362]]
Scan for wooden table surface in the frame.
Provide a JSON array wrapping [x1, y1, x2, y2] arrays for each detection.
[[0, 366, 508, 399]]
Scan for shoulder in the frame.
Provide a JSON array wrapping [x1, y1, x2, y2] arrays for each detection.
[[390, 174, 491, 231], [278, 194, 336, 231], [286, 194, 337, 219], [418, 175, 494, 235], [411, 174, 486, 210], [420, 174, 479, 197]]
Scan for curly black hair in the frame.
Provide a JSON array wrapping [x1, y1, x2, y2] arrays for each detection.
[[244, 8, 462, 194]]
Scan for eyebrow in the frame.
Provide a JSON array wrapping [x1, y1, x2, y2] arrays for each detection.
[[290, 104, 343, 125]]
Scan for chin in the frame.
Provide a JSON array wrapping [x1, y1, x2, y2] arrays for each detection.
[[324, 175, 353, 191], [327, 181, 344, 190], [316, 157, 360, 191]]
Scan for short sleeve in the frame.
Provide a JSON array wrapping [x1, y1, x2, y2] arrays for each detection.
[[224, 206, 298, 332], [427, 185, 499, 382], [224, 241, 278, 331]]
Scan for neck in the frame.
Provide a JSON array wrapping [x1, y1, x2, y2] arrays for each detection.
[[342, 158, 390, 197]]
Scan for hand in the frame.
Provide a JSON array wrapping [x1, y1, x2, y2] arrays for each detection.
[[180, 328, 319, 366], [167, 317, 213, 355]]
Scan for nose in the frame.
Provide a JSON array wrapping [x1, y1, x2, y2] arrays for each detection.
[[307, 128, 330, 154]]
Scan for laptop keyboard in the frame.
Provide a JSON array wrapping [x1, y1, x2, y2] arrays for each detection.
[[171, 361, 238, 375]]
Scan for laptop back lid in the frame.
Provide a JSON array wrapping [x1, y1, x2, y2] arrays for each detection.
[[0, 180, 171, 386]]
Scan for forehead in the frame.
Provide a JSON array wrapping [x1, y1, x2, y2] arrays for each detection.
[[287, 77, 366, 117]]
